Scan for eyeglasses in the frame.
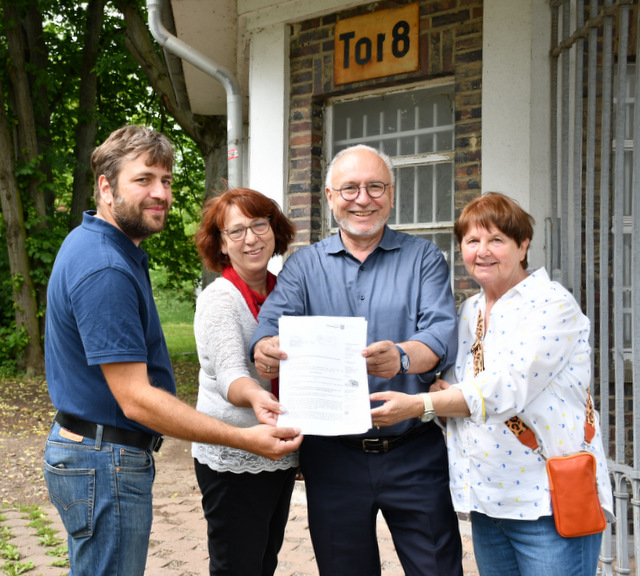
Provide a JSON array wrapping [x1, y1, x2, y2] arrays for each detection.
[[332, 182, 389, 201], [223, 218, 271, 242]]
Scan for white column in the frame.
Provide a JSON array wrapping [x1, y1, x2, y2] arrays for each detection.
[[482, 0, 552, 269], [247, 23, 290, 272]]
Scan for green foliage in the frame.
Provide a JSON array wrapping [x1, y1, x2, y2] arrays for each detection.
[[0, 519, 34, 576], [0, 0, 210, 374], [144, 125, 207, 293], [0, 543, 19, 562], [153, 276, 199, 404], [0, 325, 29, 377], [0, 221, 13, 329], [1, 558, 35, 575]]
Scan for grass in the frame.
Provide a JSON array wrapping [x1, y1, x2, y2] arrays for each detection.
[[151, 272, 198, 361], [151, 274, 200, 405], [0, 506, 67, 575], [158, 300, 198, 359]]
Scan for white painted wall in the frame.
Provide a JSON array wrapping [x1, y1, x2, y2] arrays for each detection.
[[247, 23, 290, 272], [239, 0, 365, 27], [482, 0, 552, 269], [242, 0, 553, 270]]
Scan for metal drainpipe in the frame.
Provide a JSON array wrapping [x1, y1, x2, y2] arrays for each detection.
[[146, 0, 243, 188]]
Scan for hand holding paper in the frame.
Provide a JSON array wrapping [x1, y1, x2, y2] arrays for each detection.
[[277, 316, 372, 435]]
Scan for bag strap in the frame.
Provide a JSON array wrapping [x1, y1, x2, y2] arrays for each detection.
[[471, 309, 596, 452]]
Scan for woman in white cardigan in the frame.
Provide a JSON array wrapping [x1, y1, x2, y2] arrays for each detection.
[[192, 187, 298, 576]]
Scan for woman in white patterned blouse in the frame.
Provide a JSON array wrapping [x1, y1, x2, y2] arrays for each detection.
[[370, 193, 613, 576]]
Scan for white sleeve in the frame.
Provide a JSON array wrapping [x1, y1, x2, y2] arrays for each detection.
[[194, 281, 258, 401]]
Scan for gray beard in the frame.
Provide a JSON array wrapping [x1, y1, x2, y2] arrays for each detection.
[[335, 214, 386, 238]]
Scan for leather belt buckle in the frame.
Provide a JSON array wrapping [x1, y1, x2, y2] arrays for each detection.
[[362, 438, 389, 453], [152, 436, 164, 452]]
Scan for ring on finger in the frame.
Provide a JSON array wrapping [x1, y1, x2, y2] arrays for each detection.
[[266, 365, 272, 373]]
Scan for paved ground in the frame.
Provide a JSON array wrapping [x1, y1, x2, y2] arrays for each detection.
[[145, 484, 479, 576], [5, 437, 479, 575]]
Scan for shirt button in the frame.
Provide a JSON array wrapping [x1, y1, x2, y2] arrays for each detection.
[[360, 295, 365, 301], [360, 265, 365, 271]]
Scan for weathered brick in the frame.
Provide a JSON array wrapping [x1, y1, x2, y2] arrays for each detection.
[[432, 9, 472, 28], [287, 0, 483, 300]]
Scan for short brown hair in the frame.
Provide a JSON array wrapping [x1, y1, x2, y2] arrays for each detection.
[[454, 192, 535, 269], [91, 125, 174, 206], [195, 187, 296, 272]]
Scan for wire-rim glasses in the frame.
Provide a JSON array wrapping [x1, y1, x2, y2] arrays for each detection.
[[332, 182, 389, 201], [223, 218, 271, 242]]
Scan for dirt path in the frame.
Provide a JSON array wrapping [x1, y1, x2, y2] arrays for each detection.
[[0, 366, 202, 508]]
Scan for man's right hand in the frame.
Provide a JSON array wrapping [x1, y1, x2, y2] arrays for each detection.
[[240, 425, 303, 460], [254, 336, 287, 379]]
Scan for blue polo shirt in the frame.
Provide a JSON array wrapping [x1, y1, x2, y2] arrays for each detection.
[[45, 211, 175, 434], [250, 226, 457, 437]]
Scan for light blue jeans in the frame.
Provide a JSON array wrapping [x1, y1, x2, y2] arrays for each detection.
[[471, 512, 603, 576], [43, 421, 155, 576]]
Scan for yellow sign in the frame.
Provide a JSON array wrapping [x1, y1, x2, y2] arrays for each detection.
[[334, 4, 420, 85]]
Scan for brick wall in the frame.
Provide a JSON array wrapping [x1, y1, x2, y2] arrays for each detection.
[[288, 0, 483, 300]]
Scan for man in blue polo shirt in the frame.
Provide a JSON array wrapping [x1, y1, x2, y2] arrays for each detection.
[[251, 145, 463, 576], [44, 125, 302, 576]]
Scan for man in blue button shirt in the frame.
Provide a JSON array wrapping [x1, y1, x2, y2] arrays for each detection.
[[44, 125, 302, 576], [251, 145, 463, 576]]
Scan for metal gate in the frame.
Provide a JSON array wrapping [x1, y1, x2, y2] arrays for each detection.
[[550, 0, 639, 573]]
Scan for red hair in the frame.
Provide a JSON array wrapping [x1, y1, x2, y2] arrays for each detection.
[[195, 187, 296, 272]]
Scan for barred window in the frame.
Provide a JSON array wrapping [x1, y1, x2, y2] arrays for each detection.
[[325, 83, 455, 265]]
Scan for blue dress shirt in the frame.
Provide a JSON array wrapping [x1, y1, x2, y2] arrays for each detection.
[[251, 226, 457, 437]]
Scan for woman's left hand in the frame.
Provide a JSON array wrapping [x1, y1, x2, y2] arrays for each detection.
[[251, 389, 285, 426], [430, 378, 451, 392], [369, 390, 422, 428]]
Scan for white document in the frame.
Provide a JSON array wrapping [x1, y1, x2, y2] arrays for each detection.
[[277, 315, 372, 435]]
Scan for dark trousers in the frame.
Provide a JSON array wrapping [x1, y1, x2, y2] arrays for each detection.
[[300, 425, 463, 576], [194, 460, 296, 576]]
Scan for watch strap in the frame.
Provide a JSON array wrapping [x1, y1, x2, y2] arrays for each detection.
[[419, 392, 434, 413], [395, 344, 409, 373], [418, 393, 436, 422]]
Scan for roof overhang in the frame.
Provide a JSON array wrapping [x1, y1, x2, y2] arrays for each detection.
[[166, 0, 238, 115]]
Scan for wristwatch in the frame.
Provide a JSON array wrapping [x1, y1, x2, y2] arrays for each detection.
[[396, 345, 410, 374], [418, 393, 436, 423]]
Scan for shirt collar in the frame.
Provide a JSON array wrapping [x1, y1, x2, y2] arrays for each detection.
[[476, 267, 549, 306], [82, 210, 148, 267]]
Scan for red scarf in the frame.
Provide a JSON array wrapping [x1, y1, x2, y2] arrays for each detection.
[[221, 265, 279, 398]]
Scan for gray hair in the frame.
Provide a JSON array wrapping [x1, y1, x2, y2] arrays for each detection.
[[324, 144, 395, 190]]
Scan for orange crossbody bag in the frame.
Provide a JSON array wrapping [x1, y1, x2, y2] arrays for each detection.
[[472, 309, 606, 538]]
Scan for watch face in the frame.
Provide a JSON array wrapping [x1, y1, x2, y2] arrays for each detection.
[[421, 410, 436, 423], [401, 355, 410, 371]]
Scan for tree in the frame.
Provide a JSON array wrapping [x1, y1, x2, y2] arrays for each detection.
[[0, 73, 42, 373], [0, 0, 226, 374], [114, 0, 228, 188], [69, 0, 105, 229]]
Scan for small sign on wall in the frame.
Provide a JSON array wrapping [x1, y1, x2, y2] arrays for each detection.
[[334, 4, 419, 85]]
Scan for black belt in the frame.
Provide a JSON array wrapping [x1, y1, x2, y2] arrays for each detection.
[[340, 421, 434, 454], [54, 411, 163, 452]]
